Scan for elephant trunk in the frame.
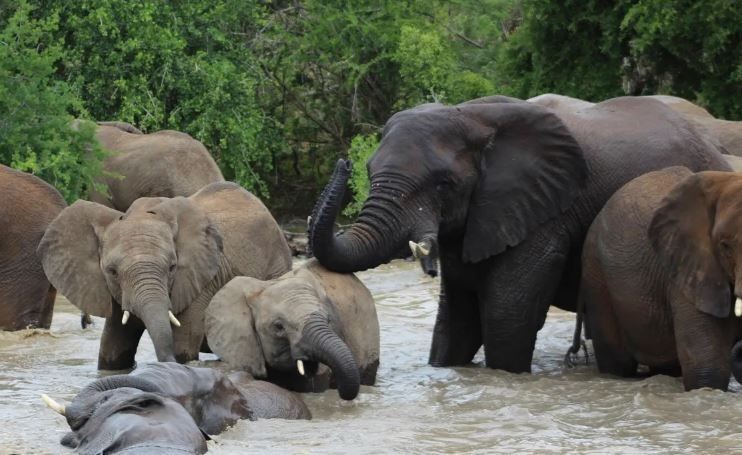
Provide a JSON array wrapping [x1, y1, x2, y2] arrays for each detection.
[[731, 340, 742, 385], [301, 313, 360, 400], [125, 273, 176, 363], [309, 159, 413, 273], [66, 375, 161, 431]]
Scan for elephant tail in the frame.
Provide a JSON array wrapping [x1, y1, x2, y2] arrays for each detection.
[[564, 301, 589, 368]]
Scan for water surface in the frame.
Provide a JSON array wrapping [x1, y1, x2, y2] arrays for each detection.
[[1, 260, 740, 454]]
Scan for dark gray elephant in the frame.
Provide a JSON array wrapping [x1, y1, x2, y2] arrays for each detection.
[[0, 165, 66, 330], [309, 95, 730, 373], [42, 362, 309, 453], [88, 121, 224, 211], [38, 182, 291, 369], [205, 259, 379, 400], [576, 167, 742, 391]]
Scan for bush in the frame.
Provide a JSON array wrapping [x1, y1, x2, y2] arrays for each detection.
[[343, 133, 380, 218]]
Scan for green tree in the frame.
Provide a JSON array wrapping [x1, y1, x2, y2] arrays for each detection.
[[0, 1, 105, 202]]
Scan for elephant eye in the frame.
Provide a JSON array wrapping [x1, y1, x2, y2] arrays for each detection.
[[169, 263, 176, 272], [272, 321, 284, 333], [107, 267, 117, 277]]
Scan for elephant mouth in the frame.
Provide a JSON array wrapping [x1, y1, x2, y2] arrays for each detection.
[[295, 358, 320, 378], [409, 234, 439, 277]]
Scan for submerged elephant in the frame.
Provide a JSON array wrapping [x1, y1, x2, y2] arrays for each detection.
[[42, 363, 309, 453], [38, 182, 292, 369], [88, 121, 224, 211], [309, 95, 730, 373], [575, 167, 742, 390], [205, 259, 379, 400], [0, 165, 66, 330]]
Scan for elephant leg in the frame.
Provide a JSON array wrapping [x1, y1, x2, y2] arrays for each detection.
[[98, 304, 145, 371], [172, 289, 213, 363], [429, 278, 482, 367], [479, 228, 570, 373], [39, 284, 57, 329]]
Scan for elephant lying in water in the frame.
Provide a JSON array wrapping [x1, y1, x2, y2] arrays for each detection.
[[38, 182, 291, 369], [574, 167, 742, 390], [42, 362, 310, 453], [205, 259, 379, 400]]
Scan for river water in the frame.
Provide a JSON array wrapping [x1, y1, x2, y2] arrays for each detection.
[[1, 259, 741, 454]]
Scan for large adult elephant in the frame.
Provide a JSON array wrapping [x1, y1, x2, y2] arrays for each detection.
[[0, 165, 66, 330], [38, 182, 292, 369], [89, 121, 224, 211], [309, 95, 730, 373]]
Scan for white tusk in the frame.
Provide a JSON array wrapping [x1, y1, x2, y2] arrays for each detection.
[[297, 359, 305, 376], [417, 242, 430, 256], [408, 241, 419, 259], [41, 394, 66, 416], [121, 311, 130, 325], [168, 311, 181, 327], [735, 298, 742, 317], [307, 215, 312, 226]]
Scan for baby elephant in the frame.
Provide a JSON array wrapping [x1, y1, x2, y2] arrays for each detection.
[[205, 259, 379, 400], [577, 167, 742, 390], [42, 362, 310, 453]]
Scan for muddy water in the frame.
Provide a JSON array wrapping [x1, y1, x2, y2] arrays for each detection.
[[1, 259, 741, 454]]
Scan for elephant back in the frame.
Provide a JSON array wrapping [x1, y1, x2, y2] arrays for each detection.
[[191, 182, 292, 281]]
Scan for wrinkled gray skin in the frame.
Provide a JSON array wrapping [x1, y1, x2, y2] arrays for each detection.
[[89, 121, 225, 211], [206, 259, 379, 400], [56, 363, 308, 452], [0, 165, 66, 331], [38, 182, 291, 370], [649, 96, 742, 157]]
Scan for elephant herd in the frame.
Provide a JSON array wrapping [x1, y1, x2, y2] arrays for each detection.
[[1, 94, 741, 452]]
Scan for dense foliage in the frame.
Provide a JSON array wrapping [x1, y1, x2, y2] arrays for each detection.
[[1, 0, 739, 214]]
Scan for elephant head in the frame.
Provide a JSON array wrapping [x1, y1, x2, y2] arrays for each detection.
[[205, 270, 361, 400], [37, 197, 223, 363], [308, 96, 587, 274], [649, 171, 742, 382], [42, 376, 207, 454]]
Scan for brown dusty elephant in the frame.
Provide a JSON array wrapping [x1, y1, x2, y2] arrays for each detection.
[[41, 362, 309, 453], [38, 182, 292, 369], [308, 95, 730, 374], [575, 167, 742, 391], [0, 165, 66, 330], [89, 121, 224, 211], [649, 96, 742, 157], [205, 259, 379, 400]]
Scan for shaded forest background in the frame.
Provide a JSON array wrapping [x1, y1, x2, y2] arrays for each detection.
[[1, 0, 740, 219]]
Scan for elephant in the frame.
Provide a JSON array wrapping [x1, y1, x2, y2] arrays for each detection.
[[649, 95, 742, 157], [725, 155, 742, 171], [0, 165, 66, 330], [573, 166, 742, 391], [41, 363, 310, 453], [308, 95, 730, 373], [88, 121, 225, 211], [205, 258, 379, 400], [38, 182, 292, 369]]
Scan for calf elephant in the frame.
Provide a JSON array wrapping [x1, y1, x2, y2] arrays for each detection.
[[38, 182, 292, 369], [42, 363, 309, 453], [206, 259, 379, 400], [577, 167, 742, 391], [309, 95, 730, 373], [0, 165, 66, 330], [89, 121, 224, 211]]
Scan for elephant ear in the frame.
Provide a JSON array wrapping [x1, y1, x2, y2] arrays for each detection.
[[205, 277, 268, 377], [37, 201, 121, 317], [649, 172, 731, 318], [162, 198, 223, 315], [459, 101, 588, 263]]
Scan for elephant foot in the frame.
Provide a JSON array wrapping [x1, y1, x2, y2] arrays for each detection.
[[563, 338, 589, 368]]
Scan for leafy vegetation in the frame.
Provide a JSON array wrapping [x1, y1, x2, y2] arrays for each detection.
[[0, 0, 739, 214]]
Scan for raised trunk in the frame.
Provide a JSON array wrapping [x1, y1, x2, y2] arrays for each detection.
[[309, 159, 410, 272], [732, 340, 742, 385], [301, 314, 360, 400]]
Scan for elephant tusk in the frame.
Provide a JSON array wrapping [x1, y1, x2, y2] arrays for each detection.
[[408, 241, 419, 259], [417, 241, 430, 256], [168, 311, 181, 327], [121, 311, 130, 325], [735, 298, 742, 317], [297, 359, 305, 376], [307, 215, 312, 227], [408, 241, 430, 259], [41, 394, 66, 416]]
